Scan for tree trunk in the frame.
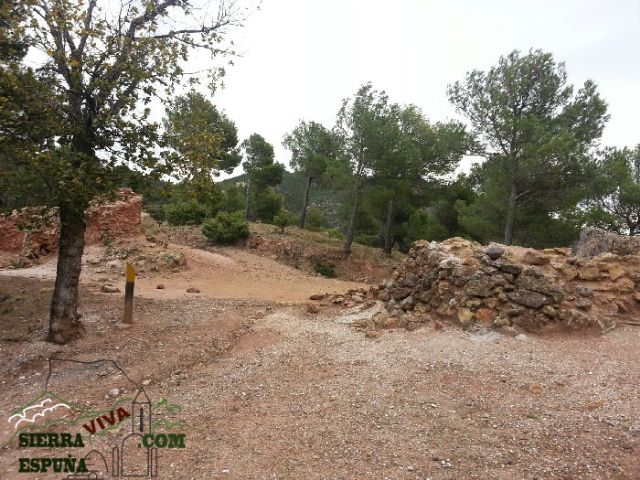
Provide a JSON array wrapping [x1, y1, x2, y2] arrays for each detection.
[[383, 196, 395, 255], [343, 179, 363, 255], [48, 206, 86, 344], [299, 175, 312, 229], [244, 177, 251, 221], [503, 181, 517, 245]]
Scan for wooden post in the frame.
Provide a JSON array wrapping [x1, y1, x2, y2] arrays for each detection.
[[123, 264, 135, 324]]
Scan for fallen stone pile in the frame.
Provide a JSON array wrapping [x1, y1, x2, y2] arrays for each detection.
[[377, 237, 640, 334]]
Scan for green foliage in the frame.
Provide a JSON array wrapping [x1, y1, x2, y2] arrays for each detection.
[[201, 211, 250, 245], [404, 210, 449, 244], [314, 262, 336, 278], [145, 204, 166, 224], [284, 120, 342, 181], [166, 201, 208, 226], [305, 207, 327, 231], [163, 90, 242, 178], [325, 228, 343, 240], [222, 184, 246, 213], [581, 146, 640, 235], [355, 233, 380, 247], [254, 189, 285, 224], [273, 211, 295, 234], [448, 49, 609, 245]]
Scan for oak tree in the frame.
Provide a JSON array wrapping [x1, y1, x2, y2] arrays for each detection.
[[3, 0, 243, 343]]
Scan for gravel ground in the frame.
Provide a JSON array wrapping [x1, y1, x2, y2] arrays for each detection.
[[0, 243, 638, 479]]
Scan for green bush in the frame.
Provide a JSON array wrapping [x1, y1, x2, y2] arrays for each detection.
[[201, 211, 250, 245], [325, 228, 343, 240], [305, 207, 327, 231], [273, 211, 295, 234], [166, 201, 207, 226], [355, 233, 380, 247], [314, 262, 336, 278], [404, 209, 448, 244], [254, 188, 284, 223], [145, 204, 166, 224]]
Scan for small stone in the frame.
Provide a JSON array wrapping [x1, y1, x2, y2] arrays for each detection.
[[475, 308, 497, 324], [101, 284, 121, 293], [541, 305, 557, 318], [576, 286, 593, 297], [578, 265, 601, 281], [527, 383, 542, 394], [485, 245, 505, 260], [309, 293, 325, 301], [332, 296, 345, 304], [186, 287, 200, 293], [576, 298, 592, 310], [156, 284, 165, 289], [507, 289, 548, 309], [433, 321, 443, 330], [365, 330, 382, 339], [306, 303, 319, 314], [108, 388, 120, 398], [522, 250, 550, 265], [515, 333, 529, 342], [607, 265, 626, 281], [457, 308, 474, 325]]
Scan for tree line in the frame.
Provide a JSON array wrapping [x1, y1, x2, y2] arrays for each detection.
[[144, 49, 637, 255]]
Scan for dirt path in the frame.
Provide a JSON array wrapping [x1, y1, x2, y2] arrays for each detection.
[[0, 243, 367, 303], [0, 246, 638, 479]]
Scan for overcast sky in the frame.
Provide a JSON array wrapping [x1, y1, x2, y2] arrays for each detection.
[[207, 0, 640, 177]]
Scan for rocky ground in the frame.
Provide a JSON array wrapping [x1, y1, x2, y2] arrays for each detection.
[[0, 239, 639, 479]]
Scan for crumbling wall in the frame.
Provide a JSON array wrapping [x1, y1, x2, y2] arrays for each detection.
[[574, 227, 640, 258], [0, 189, 142, 258], [378, 238, 640, 333]]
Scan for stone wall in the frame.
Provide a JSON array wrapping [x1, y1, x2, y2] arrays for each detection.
[[377, 237, 640, 333]]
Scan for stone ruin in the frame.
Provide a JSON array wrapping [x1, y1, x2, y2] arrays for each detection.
[[573, 227, 640, 257], [374, 236, 640, 334], [0, 189, 142, 262]]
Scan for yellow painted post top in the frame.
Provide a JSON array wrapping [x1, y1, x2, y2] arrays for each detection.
[[126, 264, 136, 282]]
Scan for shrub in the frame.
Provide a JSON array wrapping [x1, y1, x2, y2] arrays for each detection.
[[201, 211, 250, 245], [355, 233, 380, 247], [145, 204, 166, 224], [325, 228, 343, 240], [166, 201, 207, 226], [314, 262, 336, 278], [254, 189, 284, 223], [273, 211, 295, 234], [305, 207, 327, 231]]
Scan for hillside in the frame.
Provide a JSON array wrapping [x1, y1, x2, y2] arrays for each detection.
[[221, 171, 343, 226]]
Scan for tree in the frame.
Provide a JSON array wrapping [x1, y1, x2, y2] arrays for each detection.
[[448, 49, 608, 245], [373, 105, 472, 253], [4, 0, 242, 343], [283, 120, 342, 229], [582, 146, 640, 235], [0, 0, 61, 210], [242, 133, 285, 221], [336, 83, 394, 255], [163, 90, 241, 178]]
